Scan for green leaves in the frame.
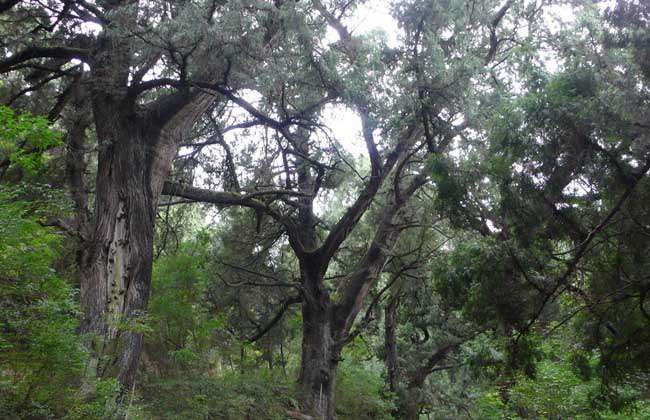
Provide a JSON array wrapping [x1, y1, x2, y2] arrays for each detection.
[[0, 108, 95, 418], [336, 358, 396, 420], [0, 191, 85, 418], [0, 106, 62, 176]]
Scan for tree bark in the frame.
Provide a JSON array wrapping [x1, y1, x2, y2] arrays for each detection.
[[293, 245, 340, 419], [384, 294, 399, 394], [79, 117, 158, 389], [400, 397, 421, 420], [298, 295, 339, 419], [294, 146, 418, 418], [291, 135, 341, 419], [79, 87, 214, 390]]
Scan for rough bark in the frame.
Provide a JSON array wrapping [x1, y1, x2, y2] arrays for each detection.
[[62, 85, 92, 271], [80, 118, 157, 388], [384, 294, 399, 394], [78, 75, 215, 391], [298, 300, 339, 419]]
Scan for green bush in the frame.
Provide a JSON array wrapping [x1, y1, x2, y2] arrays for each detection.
[[0, 191, 85, 418], [475, 338, 650, 420], [141, 370, 296, 419], [335, 359, 396, 420]]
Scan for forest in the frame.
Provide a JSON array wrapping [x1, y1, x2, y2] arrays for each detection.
[[1, 0, 649, 418]]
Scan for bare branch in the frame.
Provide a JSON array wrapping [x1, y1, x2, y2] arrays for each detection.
[[485, 0, 514, 65]]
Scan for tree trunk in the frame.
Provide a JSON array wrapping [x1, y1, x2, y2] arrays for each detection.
[[80, 118, 159, 390], [298, 301, 339, 420], [384, 294, 399, 393], [296, 258, 339, 419], [398, 343, 457, 420], [400, 397, 421, 420], [76, 41, 214, 387]]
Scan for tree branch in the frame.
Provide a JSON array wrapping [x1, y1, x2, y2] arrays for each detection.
[[248, 296, 301, 343], [162, 181, 304, 253], [318, 125, 420, 267], [485, 0, 514, 65], [0, 46, 89, 73]]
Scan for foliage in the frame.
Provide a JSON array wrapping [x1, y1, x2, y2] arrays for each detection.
[[0, 105, 62, 176], [476, 336, 650, 419], [335, 352, 396, 419], [148, 234, 213, 372], [141, 370, 296, 420], [0, 113, 81, 417], [0, 194, 112, 418]]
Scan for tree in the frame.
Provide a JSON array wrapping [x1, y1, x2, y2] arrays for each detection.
[[0, 0, 296, 391], [161, 0, 524, 416], [433, 0, 650, 409], [382, 245, 474, 418], [4, 0, 649, 418]]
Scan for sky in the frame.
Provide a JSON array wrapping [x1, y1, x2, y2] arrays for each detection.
[[321, 1, 398, 157]]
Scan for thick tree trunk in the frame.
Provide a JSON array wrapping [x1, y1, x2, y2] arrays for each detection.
[[80, 118, 159, 390], [76, 44, 214, 387], [400, 395, 421, 420], [296, 258, 340, 419], [298, 302, 339, 419]]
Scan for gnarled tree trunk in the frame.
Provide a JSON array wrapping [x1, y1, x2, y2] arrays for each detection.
[[298, 301, 340, 419], [79, 88, 214, 390], [80, 117, 157, 388]]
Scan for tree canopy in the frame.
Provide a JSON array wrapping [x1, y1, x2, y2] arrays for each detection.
[[1, 0, 649, 419]]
